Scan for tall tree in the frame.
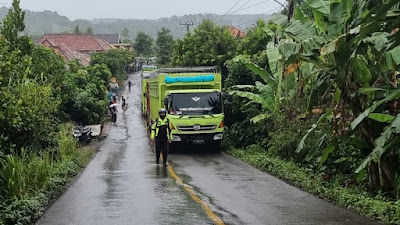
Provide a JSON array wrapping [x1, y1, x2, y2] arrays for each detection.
[[155, 27, 174, 65], [0, 0, 60, 153], [134, 32, 153, 57], [0, 0, 31, 53], [121, 27, 130, 39], [73, 25, 81, 34], [86, 27, 94, 34]]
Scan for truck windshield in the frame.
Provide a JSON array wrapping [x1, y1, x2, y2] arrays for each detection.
[[170, 92, 222, 115]]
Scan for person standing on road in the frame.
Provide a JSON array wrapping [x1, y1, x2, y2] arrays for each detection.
[[151, 109, 172, 166], [109, 101, 118, 123], [128, 80, 132, 92]]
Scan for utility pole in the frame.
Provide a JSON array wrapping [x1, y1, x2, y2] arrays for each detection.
[[180, 21, 194, 33]]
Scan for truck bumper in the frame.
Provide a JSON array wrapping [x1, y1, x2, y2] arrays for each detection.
[[172, 133, 223, 144]]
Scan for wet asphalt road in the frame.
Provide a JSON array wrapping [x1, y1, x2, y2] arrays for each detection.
[[37, 72, 382, 225]]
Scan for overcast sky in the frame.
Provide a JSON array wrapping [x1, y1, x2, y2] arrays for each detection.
[[16, 0, 283, 20]]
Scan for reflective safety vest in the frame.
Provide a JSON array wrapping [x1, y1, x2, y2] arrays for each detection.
[[151, 117, 172, 139]]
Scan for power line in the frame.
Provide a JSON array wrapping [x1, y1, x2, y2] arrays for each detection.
[[235, 5, 284, 28], [223, 0, 245, 15], [149, 0, 285, 38], [272, 0, 287, 9], [209, 0, 250, 21], [212, 0, 272, 21], [234, 0, 253, 12], [213, 0, 253, 21], [234, 0, 273, 13]]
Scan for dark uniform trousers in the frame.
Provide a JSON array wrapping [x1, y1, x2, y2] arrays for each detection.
[[156, 137, 168, 163]]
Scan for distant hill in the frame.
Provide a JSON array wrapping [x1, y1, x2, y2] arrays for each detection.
[[0, 7, 271, 40]]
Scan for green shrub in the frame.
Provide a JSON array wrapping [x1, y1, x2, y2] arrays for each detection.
[[0, 159, 79, 225], [0, 150, 53, 199], [90, 49, 132, 81], [1, 151, 29, 198], [58, 123, 77, 162], [0, 79, 60, 154], [26, 156, 53, 192], [1, 195, 45, 225]]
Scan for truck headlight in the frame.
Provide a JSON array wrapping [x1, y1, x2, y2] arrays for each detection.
[[213, 133, 223, 140], [172, 135, 182, 142]]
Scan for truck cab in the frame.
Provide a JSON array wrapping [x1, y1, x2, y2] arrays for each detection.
[[164, 89, 224, 149]]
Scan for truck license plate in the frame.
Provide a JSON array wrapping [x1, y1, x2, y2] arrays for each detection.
[[193, 140, 205, 144]]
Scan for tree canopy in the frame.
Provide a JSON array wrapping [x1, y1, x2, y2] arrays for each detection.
[[172, 20, 238, 71], [155, 27, 174, 66], [134, 32, 153, 57]]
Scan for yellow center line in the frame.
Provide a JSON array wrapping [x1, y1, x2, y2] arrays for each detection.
[[167, 165, 225, 225]]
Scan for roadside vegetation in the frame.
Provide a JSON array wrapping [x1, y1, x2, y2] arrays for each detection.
[[0, 1, 133, 224], [160, 0, 400, 223]]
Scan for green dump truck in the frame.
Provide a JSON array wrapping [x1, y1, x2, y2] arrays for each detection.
[[142, 67, 224, 152]]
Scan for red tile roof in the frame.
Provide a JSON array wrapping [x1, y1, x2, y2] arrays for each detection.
[[41, 38, 91, 66], [228, 26, 247, 38], [38, 34, 113, 52]]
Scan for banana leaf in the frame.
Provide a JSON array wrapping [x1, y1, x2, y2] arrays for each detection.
[[307, 0, 330, 15], [245, 63, 277, 89], [250, 113, 270, 123], [351, 89, 400, 130], [229, 90, 274, 112], [368, 113, 395, 123]]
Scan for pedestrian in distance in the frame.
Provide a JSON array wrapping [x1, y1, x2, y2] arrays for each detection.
[[128, 80, 132, 92], [121, 96, 127, 111], [151, 109, 172, 166]]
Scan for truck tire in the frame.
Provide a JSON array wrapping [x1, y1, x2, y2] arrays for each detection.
[[213, 141, 222, 153]]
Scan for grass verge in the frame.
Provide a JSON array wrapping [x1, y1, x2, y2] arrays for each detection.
[[225, 145, 400, 225], [0, 145, 95, 225]]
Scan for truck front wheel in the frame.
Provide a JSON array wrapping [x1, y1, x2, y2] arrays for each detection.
[[212, 141, 222, 153]]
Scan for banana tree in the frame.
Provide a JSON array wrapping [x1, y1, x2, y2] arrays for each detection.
[[229, 52, 280, 123], [230, 13, 320, 124], [233, 0, 400, 193], [293, 0, 400, 192]]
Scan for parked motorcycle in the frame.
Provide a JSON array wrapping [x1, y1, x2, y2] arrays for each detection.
[[74, 126, 92, 145]]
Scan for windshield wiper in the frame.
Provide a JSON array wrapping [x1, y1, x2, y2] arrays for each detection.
[[177, 110, 217, 118], [206, 111, 215, 117], [179, 112, 206, 118]]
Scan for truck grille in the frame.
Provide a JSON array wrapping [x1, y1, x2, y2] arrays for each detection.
[[177, 125, 217, 132]]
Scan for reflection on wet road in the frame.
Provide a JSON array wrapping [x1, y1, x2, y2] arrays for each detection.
[[37, 72, 382, 225]]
